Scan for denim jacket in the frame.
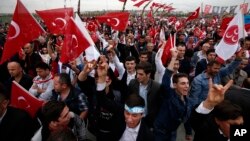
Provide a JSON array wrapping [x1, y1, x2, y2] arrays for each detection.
[[190, 59, 241, 105]]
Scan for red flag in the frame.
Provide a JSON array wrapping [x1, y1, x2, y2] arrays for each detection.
[[10, 81, 44, 118], [119, 0, 126, 2], [133, 0, 150, 8], [75, 14, 100, 61], [60, 17, 91, 63], [204, 5, 212, 15], [240, 3, 248, 14], [215, 11, 245, 61], [186, 7, 200, 22], [96, 12, 130, 32], [220, 17, 233, 30], [0, 0, 45, 64], [193, 27, 203, 39], [161, 34, 175, 65], [36, 8, 73, 35]]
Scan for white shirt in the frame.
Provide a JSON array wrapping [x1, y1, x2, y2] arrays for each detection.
[[127, 72, 136, 85], [119, 122, 141, 141]]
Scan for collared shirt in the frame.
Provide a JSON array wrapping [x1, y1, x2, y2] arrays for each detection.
[[119, 122, 141, 141], [127, 72, 136, 85], [139, 84, 148, 115], [0, 109, 7, 124]]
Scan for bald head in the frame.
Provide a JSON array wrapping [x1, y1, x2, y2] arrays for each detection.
[[7, 61, 23, 78]]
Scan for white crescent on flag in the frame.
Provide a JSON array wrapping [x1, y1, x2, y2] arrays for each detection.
[[17, 96, 31, 109], [52, 18, 66, 29], [72, 34, 79, 49], [112, 18, 120, 26], [9, 21, 20, 40]]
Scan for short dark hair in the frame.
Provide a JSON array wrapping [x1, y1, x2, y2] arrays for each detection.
[[176, 42, 186, 48], [139, 50, 149, 57], [47, 128, 77, 141], [125, 94, 145, 108], [57, 73, 71, 87], [125, 56, 136, 62], [245, 36, 250, 42], [207, 60, 221, 67], [206, 49, 215, 55], [136, 62, 152, 74], [172, 73, 189, 84], [212, 100, 242, 121], [35, 62, 50, 70], [42, 101, 66, 125]]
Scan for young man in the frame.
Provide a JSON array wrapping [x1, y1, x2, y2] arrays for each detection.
[[128, 62, 163, 128], [154, 48, 195, 141], [190, 49, 243, 105], [32, 101, 86, 141], [29, 62, 54, 100], [94, 60, 153, 141]]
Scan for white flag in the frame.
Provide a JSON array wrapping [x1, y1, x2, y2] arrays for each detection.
[[215, 11, 245, 61], [74, 14, 100, 61]]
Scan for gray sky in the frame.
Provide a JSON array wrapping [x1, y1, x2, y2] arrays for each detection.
[[0, 0, 247, 13]]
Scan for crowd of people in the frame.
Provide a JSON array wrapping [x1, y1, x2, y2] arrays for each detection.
[[0, 12, 250, 141]]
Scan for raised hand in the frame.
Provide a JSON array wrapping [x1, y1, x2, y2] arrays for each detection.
[[203, 78, 233, 109]]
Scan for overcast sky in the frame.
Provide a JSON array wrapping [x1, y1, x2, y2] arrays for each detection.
[[0, 0, 248, 13]]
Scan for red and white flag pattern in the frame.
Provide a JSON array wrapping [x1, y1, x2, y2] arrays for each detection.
[[133, 0, 150, 8], [96, 12, 130, 32], [215, 11, 245, 61], [60, 17, 91, 63], [0, 0, 45, 64], [36, 8, 73, 35], [186, 7, 200, 22], [161, 34, 175, 65], [74, 14, 100, 61], [11, 81, 44, 118]]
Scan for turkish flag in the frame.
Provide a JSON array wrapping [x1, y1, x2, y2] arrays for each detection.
[[162, 34, 175, 65], [133, 0, 150, 8], [96, 12, 130, 32], [36, 8, 73, 35], [186, 7, 200, 22], [75, 14, 100, 61], [220, 17, 233, 30], [60, 17, 91, 63], [215, 11, 245, 61], [0, 0, 45, 64], [10, 81, 44, 118]]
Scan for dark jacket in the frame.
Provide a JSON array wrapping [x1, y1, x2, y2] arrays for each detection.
[[128, 79, 163, 128], [96, 88, 153, 141], [0, 107, 35, 141], [195, 58, 207, 76], [154, 69, 195, 140]]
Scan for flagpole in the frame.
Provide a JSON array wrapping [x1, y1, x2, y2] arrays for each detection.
[[64, 0, 66, 8], [122, 0, 128, 11], [141, 0, 153, 18], [77, 0, 80, 15]]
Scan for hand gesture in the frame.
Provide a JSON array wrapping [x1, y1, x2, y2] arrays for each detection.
[[83, 60, 96, 74], [170, 47, 178, 59], [204, 78, 233, 109]]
